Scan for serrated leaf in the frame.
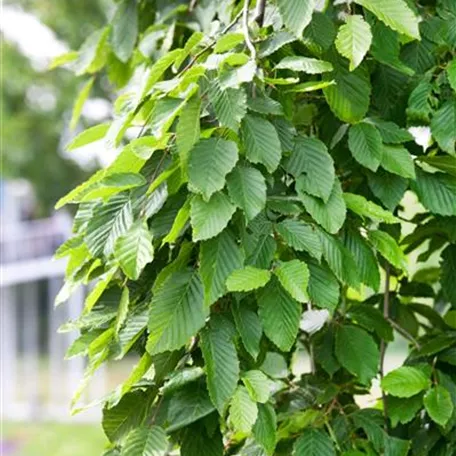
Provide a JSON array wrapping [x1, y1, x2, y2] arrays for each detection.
[[354, 0, 420, 40], [368, 119, 413, 144], [70, 78, 94, 130], [85, 194, 134, 257], [335, 15, 372, 71], [121, 426, 168, 456], [227, 166, 267, 222], [323, 56, 371, 124], [177, 96, 201, 168], [226, 266, 271, 292], [188, 138, 238, 200], [348, 122, 383, 171], [447, 59, 456, 92], [114, 220, 154, 280], [275, 219, 322, 260], [242, 115, 282, 173], [347, 305, 393, 341], [200, 230, 244, 306], [381, 366, 430, 398], [214, 33, 244, 53], [276, 56, 333, 74], [274, 260, 309, 303], [111, 0, 138, 62], [232, 303, 263, 360], [387, 394, 423, 427], [146, 270, 208, 354], [242, 370, 271, 404], [368, 230, 408, 272], [293, 428, 336, 456], [67, 123, 110, 150], [190, 192, 236, 241], [229, 386, 258, 434], [74, 28, 109, 75], [180, 425, 223, 456], [253, 403, 277, 456], [277, 0, 316, 38], [442, 245, 456, 307], [259, 30, 296, 57], [209, 82, 247, 132], [344, 193, 399, 224], [297, 179, 347, 234], [367, 169, 408, 211], [431, 99, 456, 155], [82, 173, 146, 201], [424, 385, 454, 426], [412, 168, 456, 216], [286, 136, 335, 202], [380, 144, 416, 179], [335, 325, 379, 384], [418, 155, 456, 177], [307, 261, 340, 312], [247, 94, 284, 116], [201, 316, 240, 413], [342, 229, 380, 290], [258, 278, 301, 352]]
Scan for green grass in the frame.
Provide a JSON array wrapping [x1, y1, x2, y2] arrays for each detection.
[[2, 422, 107, 456]]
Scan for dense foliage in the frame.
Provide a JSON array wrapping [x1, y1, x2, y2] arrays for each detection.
[[56, 0, 456, 454]]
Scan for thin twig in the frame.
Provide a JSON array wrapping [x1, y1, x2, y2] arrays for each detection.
[[180, 10, 243, 72], [242, 0, 257, 60], [380, 264, 390, 432], [387, 317, 421, 350], [254, 0, 267, 26]]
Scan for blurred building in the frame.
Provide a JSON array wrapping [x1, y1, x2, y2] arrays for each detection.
[[0, 179, 103, 422]]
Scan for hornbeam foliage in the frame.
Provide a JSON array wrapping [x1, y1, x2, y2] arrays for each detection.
[[55, 0, 456, 454]]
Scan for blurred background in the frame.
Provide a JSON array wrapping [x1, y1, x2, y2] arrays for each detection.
[[1, 1, 121, 454]]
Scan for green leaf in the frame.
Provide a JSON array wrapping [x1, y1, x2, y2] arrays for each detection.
[[161, 199, 191, 245], [424, 386, 454, 426], [286, 136, 335, 202], [347, 305, 393, 341], [368, 230, 408, 272], [323, 56, 371, 123], [180, 425, 223, 456], [201, 316, 240, 413], [114, 220, 154, 280], [277, 0, 316, 38], [387, 394, 423, 427], [232, 302, 263, 360], [49, 50, 79, 70], [335, 325, 379, 384], [418, 155, 456, 177], [274, 260, 309, 303], [285, 80, 336, 93], [431, 100, 456, 155], [200, 230, 244, 306], [342, 229, 380, 290], [381, 366, 431, 398], [166, 382, 215, 432], [293, 428, 336, 456], [259, 30, 296, 58], [146, 270, 208, 354], [149, 97, 187, 139], [344, 193, 399, 224], [227, 166, 267, 221], [276, 56, 333, 74], [67, 123, 110, 150], [380, 144, 415, 179], [111, 0, 138, 62], [85, 194, 133, 257], [188, 138, 239, 200], [335, 15, 372, 71], [258, 278, 301, 352], [348, 122, 383, 171], [354, 0, 420, 40], [242, 370, 271, 404], [82, 173, 146, 201], [253, 403, 277, 456], [275, 219, 322, 260], [367, 119, 413, 144], [121, 426, 168, 456], [242, 115, 282, 173], [190, 192, 236, 242], [214, 33, 244, 53], [70, 78, 94, 130], [176, 96, 201, 168], [367, 169, 408, 211], [247, 93, 284, 116], [302, 12, 336, 54], [447, 59, 456, 92], [442, 245, 456, 307], [226, 266, 272, 292], [297, 179, 347, 234], [307, 261, 340, 312], [74, 28, 109, 75], [209, 82, 247, 132], [412, 168, 456, 216], [229, 386, 258, 434], [407, 80, 433, 123]]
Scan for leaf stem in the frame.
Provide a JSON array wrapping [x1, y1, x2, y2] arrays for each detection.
[[242, 0, 257, 60], [386, 317, 421, 350]]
